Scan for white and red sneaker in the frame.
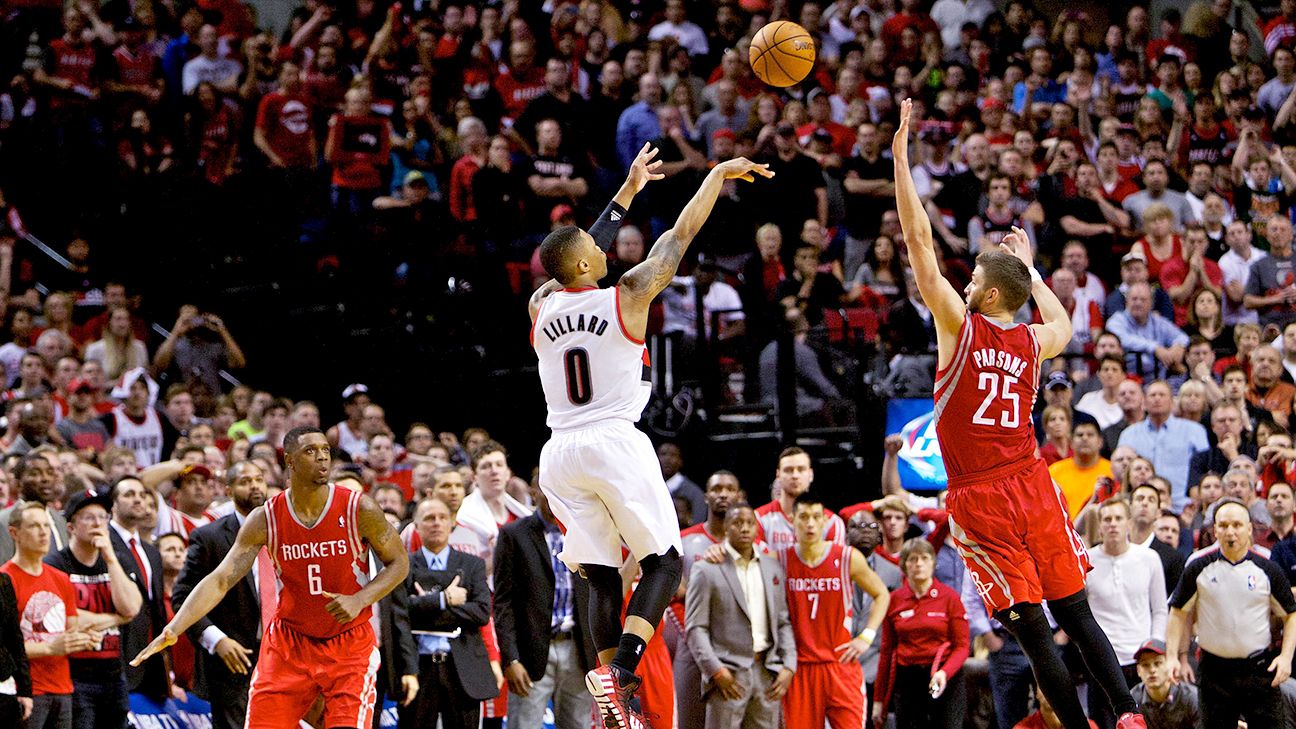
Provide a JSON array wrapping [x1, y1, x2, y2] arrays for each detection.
[[585, 665, 645, 729], [1116, 712, 1147, 729]]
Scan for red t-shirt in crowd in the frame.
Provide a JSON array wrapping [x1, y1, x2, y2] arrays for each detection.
[[493, 66, 546, 121], [449, 154, 483, 223], [110, 45, 160, 90], [1, 562, 78, 696], [255, 92, 315, 168], [1159, 256, 1224, 326], [47, 38, 98, 109], [375, 465, 414, 502], [327, 114, 392, 189]]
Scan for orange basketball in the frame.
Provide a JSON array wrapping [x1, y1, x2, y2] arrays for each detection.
[[748, 21, 816, 88]]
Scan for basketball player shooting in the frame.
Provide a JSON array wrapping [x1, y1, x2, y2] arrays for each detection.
[[131, 427, 410, 729], [893, 98, 1146, 729], [530, 145, 773, 729]]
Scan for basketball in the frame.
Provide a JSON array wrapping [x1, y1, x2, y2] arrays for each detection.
[[748, 21, 816, 88]]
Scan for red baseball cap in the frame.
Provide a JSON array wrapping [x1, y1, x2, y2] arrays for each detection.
[[67, 378, 94, 393], [179, 464, 213, 481]]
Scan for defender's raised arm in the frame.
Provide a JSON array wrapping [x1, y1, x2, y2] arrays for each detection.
[[893, 99, 966, 341]]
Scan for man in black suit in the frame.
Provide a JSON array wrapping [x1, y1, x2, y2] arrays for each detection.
[[495, 483, 596, 729], [107, 475, 168, 700], [0, 569, 31, 722], [173, 461, 266, 729], [405, 497, 497, 729]]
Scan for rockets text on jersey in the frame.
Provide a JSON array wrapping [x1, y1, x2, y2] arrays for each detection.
[[533, 287, 651, 431], [754, 501, 846, 556], [783, 543, 855, 663], [265, 484, 372, 639], [933, 312, 1041, 482]]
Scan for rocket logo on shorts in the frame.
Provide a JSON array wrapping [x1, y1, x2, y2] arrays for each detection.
[[970, 568, 995, 604]]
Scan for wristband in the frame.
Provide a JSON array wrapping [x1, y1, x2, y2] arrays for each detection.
[[1029, 267, 1043, 284], [589, 200, 629, 252], [858, 628, 876, 644]]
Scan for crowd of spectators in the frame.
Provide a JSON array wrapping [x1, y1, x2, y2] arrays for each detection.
[[12, 0, 1296, 727]]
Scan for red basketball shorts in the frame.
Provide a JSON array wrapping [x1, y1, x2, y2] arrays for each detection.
[[783, 661, 865, 729], [946, 458, 1091, 613], [245, 619, 379, 729]]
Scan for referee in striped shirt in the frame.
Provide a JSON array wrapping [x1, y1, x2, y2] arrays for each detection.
[[1165, 498, 1296, 728]]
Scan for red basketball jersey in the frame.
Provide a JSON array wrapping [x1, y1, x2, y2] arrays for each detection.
[[933, 312, 1041, 481], [783, 543, 854, 663], [264, 484, 371, 639]]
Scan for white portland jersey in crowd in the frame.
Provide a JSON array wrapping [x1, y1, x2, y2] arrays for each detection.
[[111, 406, 164, 466], [533, 286, 651, 431]]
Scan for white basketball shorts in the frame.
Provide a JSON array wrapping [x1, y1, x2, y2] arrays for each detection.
[[539, 419, 683, 569]]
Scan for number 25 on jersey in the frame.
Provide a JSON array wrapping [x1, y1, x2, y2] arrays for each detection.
[[971, 372, 1020, 428]]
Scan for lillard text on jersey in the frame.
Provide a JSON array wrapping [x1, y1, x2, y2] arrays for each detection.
[[537, 312, 611, 343]]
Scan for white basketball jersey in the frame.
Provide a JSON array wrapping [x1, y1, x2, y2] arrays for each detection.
[[533, 286, 651, 431], [335, 421, 368, 458], [112, 407, 163, 466]]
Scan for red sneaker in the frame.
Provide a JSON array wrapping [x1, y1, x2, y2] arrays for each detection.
[[585, 665, 645, 729], [1116, 712, 1147, 729]]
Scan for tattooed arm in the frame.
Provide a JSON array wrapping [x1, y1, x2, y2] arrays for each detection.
[[616, 157, 774, 339]]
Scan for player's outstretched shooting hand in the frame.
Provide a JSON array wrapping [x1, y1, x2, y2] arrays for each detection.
[[714, 157, 775, 183], [627, 142, 665, 194], [998, 226, 1034, 270], [131, 627, 178, 667], [322, 590, 366, 624]]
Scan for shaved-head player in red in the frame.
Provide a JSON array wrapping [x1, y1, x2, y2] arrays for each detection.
[[893, 98, 1146, 729], [131, 427, 410, 729]]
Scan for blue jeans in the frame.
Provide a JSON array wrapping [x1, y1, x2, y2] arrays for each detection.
[[988, 632, 1040, 729], [71, 676, 127, 729]]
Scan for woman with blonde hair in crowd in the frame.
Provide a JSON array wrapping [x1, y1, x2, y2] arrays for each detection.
[[1039, 405, 1074, 465], [1175, 379, 1210, 425], [84, 307, 148, 381], [38, 292, 76, 342]]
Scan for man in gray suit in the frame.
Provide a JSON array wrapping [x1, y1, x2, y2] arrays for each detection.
[[685, 502, 796, 729]]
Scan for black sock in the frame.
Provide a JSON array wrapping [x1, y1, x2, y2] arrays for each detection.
[[995, 603, 1091, 729], [611, 633, 647, 675], [1050, 590, 1139, 716]]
